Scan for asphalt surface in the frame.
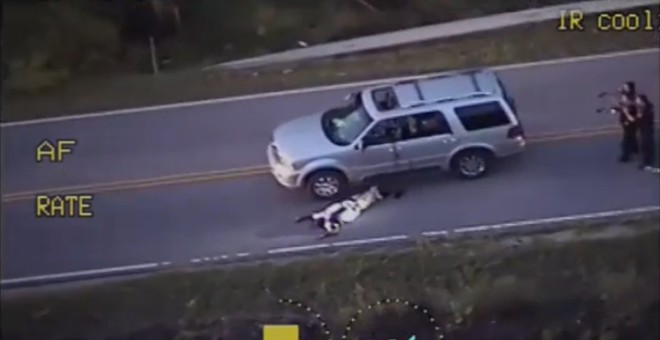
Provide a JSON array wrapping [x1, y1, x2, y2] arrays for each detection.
[[2, 134, 659, 279], [2, 52, 658, 194], [1, 51, 660, 280]]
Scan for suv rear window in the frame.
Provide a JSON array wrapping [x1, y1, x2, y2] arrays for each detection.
[[454, 101, 511, 131]]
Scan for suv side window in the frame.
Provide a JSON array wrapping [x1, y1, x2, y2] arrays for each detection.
[[372, 87, 399, 111], [400, 110, 452, 140], [362, 118, 405, 146], [454, 101, 511, 131]]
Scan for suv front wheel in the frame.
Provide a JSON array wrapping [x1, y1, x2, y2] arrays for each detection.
[[307, 170, 348, 200], [451, 149, 493, 179]]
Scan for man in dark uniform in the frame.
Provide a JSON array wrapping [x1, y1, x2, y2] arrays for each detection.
[[635, 94, 659, 172], [615, 82, 639, 162]]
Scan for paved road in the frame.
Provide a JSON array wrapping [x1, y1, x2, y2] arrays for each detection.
[[2, 135, 659, 279], [2, 52, 658, 194], [1, 52, 659, 280]]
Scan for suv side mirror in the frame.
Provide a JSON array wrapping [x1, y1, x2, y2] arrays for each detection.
[[355, 140, 365, 151]]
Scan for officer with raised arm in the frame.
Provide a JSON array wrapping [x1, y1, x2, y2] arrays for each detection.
[[614, 82, 639, 162]]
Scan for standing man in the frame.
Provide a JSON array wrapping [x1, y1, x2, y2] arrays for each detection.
[[635, 94, 659, 172], [615, 82, 639, 162]]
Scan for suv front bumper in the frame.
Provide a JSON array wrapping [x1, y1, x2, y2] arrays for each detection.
[[267, 145, 300, 189]]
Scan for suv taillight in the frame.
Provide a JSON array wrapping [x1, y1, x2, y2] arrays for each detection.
[[507, 125, 525, 139]]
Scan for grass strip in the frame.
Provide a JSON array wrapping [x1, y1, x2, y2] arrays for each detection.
[[3, 5, 658, 122], [1, 215, 658, 340]]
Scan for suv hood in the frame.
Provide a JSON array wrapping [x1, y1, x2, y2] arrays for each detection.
[[272, 112, 340, 162]]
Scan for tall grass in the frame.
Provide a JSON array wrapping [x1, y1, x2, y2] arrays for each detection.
[[2, 220, 658, 340]]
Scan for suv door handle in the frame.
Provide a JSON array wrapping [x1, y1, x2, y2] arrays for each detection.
[[442, 137, 457, 143], [388, 145, 401, 152]]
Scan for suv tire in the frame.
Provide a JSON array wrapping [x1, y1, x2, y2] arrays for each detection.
[[307, 170, 348, 200], [452, 149, 493, 179]]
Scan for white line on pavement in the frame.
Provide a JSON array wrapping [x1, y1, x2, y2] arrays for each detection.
[[2, 206, 657, 288], [268, 244, 331, 254], [420, 230, 449, 237], [331, 235, 409, 247], [2, 48, 658, 128], [449, 206, 660, 234], [0, 262, 171, 286]]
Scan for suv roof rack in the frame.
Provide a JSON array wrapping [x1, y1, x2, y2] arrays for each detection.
[[370, 68, 499, 112], [389, 69, 496, 109], [393, 68, 487, 86], [406, 91, 493, 108]]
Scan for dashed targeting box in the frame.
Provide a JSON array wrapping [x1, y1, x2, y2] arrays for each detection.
[[263, 324, 299, 340]]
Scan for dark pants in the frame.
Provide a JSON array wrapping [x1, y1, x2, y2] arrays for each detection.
[[620, 125, 639, 161], [640, 131, 655, 167]]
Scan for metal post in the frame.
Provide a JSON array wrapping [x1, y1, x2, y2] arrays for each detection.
[[149, 36, 159, 75]]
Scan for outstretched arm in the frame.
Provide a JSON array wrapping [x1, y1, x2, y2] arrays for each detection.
[[295, 214, 313, 223]]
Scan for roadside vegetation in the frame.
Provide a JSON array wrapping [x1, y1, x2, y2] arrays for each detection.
[[2, 0, 583, 80], [5, 1, 656, 121], [2, 215, 658, 340]]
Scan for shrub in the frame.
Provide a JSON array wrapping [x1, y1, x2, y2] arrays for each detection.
[[2, 2, 120, 93]]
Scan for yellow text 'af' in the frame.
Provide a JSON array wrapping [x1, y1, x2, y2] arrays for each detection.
[[263, 324, 299, 340]]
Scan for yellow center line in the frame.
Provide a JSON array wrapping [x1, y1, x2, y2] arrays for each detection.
[[1, 126, 625, 203]]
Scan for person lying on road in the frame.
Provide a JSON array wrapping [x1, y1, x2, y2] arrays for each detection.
[[295, 185, 405, 238]]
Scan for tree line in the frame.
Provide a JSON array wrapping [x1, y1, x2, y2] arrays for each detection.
[[1, 0, 574, 93]]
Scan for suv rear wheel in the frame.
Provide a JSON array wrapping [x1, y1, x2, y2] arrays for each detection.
[[307, 170, 348, 200], [452, 149, 493, 179]]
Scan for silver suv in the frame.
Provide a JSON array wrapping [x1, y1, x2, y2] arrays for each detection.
[[267, 69, 526, 200]]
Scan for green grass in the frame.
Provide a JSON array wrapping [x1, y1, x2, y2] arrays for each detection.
[[2, 215, 658, 340], [3, 5, 658, 122]]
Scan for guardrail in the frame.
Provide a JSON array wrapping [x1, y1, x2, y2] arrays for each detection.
[[210, 0, 659, 70]]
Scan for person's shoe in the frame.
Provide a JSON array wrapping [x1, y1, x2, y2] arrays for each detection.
[[619, 155, 630, 163], [643, 166, 660, 173]]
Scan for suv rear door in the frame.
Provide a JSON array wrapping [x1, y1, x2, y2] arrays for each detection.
[[451, 99, 520, 154]]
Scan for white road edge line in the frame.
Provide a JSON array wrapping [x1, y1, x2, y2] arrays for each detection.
[[268, 244, 331, 254], [448, 206, 660, 234], [2, 48, 658, 127], [332, 235, 409, 247], [0, 262, 171, 286], [2, 206, 657, 287]]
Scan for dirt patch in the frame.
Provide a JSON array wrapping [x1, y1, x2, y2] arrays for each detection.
[[4, 6, 658, 122]]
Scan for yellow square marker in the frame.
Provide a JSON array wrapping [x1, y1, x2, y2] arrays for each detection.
[[263, 324, 299, 340]]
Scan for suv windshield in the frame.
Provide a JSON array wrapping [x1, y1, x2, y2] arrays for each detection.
[[321, 94, 373, 146]]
